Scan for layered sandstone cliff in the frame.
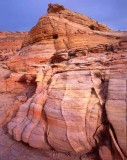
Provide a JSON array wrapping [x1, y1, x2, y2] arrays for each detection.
[[0, 31, 27, 61], [0, 4, 127, 160], [0, 32, 27, 52]]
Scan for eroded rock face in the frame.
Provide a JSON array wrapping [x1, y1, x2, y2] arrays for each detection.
[[1, 3, 127, 160], [0, 32, 27, 52], [0, 32, 27, 61]]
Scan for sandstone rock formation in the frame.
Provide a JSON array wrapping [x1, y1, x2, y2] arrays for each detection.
[[0, 32, 27, 52], [0, 3, 127, 160], [0, 31, 27, 61]]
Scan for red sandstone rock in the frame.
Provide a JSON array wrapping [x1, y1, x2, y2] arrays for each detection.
[[0, 3, 127, 160], [0, 32, 27, 55]]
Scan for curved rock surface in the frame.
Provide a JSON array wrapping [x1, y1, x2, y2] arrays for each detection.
[[0, 3, 127, 160]]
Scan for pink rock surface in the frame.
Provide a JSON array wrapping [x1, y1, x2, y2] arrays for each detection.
[[0, 3, 127, 160]]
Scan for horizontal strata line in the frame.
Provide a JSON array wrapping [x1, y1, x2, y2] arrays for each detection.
[[53, 69, 110, 75]]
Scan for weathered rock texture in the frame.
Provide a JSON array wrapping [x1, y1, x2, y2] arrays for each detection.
[[0, 31, 27, 61], [0, 32, 27, 52], [0, 3, 127, 160]]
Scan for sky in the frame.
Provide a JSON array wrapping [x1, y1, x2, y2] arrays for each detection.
[[0, 0, 127, 31]]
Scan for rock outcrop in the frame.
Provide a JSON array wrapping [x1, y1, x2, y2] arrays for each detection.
[[0, 32, 27, 52], [0, 31, 27, 61], [0, 3, 127, 160]]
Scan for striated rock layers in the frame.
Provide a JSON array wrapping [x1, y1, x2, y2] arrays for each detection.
[[0, 3, 127, 160], [0, 31, 27, 61], [0, 32, 27, 53]]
